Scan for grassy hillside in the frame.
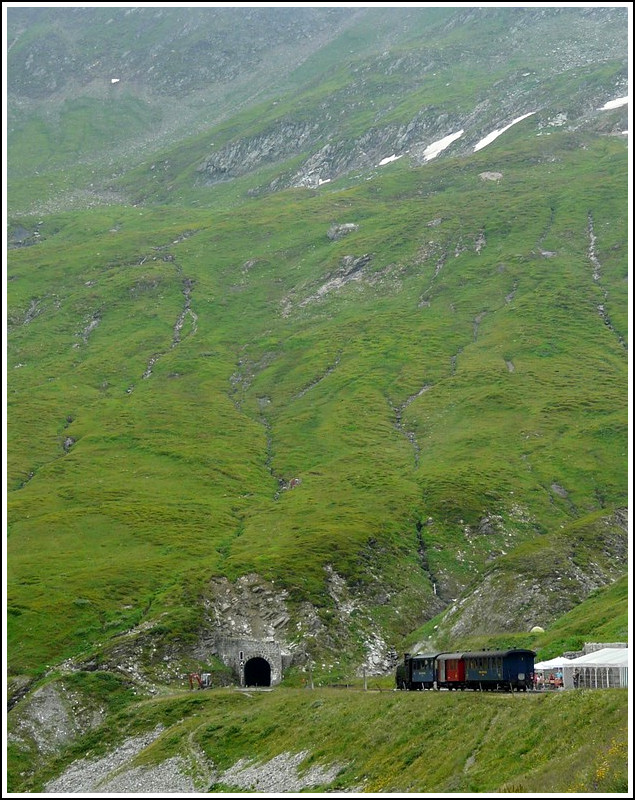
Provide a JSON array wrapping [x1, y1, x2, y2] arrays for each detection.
[[8, 684, 628, 793], [7, 128, 628, 677]]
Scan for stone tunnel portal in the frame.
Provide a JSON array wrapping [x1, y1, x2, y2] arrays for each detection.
[[244, 656, 271, 687]]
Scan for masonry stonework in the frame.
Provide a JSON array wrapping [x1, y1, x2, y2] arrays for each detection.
[[213, 638, 286, 685]]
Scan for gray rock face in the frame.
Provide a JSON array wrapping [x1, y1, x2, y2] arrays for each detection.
[[204, 573, 291, 641], [327, 223, 359, 241], [219, 751, 342, 793], [479, 171, 503, 181], [197, 122, 323, 185], [437, 508, 628, 639], [43, 726, 213, 794], [9, 682, 105, 756]]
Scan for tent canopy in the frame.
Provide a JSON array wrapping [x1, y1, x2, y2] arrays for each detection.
[[534, 656, 573, 670], [562, 648, 629, 668]]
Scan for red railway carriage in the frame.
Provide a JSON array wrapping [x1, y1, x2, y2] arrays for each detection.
[[436, 652, 466, 688]]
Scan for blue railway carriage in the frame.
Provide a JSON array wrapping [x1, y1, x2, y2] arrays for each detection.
[[460, 649, 535, 692], [396, 652, 438, 690]]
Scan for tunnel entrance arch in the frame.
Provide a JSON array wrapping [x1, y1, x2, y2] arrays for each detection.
[[244, 657, 271, 687]]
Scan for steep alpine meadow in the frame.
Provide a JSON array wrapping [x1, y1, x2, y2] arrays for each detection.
[[7, 127, 628, 676]]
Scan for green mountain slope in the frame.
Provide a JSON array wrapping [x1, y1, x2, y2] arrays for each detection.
[[7, 128, 628, 676]]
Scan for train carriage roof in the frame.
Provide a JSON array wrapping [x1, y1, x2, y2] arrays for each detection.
[[437, 649, 535, 661], [435, 652, 464, 661], [459, 649, 536, 659], [409, 652, 442, 659]]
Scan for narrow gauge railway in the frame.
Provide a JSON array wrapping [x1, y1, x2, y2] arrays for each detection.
[[396, 649, 535, 692]]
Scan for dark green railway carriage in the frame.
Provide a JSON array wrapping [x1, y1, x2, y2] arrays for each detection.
[[460, 649, 535, 691], [396, 652, 440, 690]]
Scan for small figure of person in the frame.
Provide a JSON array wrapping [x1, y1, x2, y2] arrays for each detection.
[[573, 668, 580, 689], [548, 672, 556, 689]]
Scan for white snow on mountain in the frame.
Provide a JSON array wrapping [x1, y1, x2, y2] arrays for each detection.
[[474, 112, 536, 152], [378, 154, 403, 166], [422, 130, 464, 162], [599, 96, 628, 110]]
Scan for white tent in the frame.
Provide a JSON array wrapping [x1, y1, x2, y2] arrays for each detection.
[[562, 647, 629, 689], [533, 656, 573, 689], [534, 656, 573, 671]]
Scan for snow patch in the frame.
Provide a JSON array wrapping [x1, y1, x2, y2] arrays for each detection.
[[599, 96, 628, 110], [422, 130, 464, 162], [474, 112, 536, 152], [378, 153, 403, 166]]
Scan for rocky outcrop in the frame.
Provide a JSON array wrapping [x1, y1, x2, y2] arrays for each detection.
[[298, 254, 373, 307], [197, 122, 324, 185], [8, 681, 105, 757], [436, 508, 628, 639], [197, 567, 406, 679], [479, 171, 503, 181], [203, 573, 292, 642], [327, 223, 359, 241], [219, 751, 343, 793]]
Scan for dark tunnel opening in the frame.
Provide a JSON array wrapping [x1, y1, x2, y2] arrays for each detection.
[[244, 657, 271, 687]]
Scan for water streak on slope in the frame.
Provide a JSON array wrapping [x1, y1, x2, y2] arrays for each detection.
[[587, 213, 627, 350], [292, 354, 342, 401], [391, 384, 432, 467]]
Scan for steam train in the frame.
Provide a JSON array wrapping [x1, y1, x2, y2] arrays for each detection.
[[396, 649, 535, 692]]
